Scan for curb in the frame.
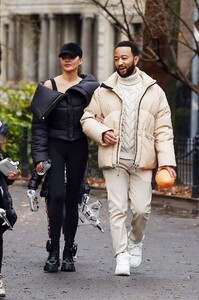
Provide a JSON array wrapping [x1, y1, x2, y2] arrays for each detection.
[[152, 193, 199, 218]]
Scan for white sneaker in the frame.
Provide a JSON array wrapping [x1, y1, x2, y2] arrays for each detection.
[[128, 239, 143, 268], [115, 252, 130, 276], [0, 278, 5, 297]]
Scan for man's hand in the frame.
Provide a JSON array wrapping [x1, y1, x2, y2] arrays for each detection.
[[103, 130, 117, 146], [157, 166, 176, 180]]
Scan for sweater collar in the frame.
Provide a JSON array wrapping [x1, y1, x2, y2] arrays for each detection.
[[101, 67, 156, 91], [117, 67, 141, 86]]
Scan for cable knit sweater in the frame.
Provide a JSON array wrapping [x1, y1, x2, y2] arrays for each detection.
[[117, 69, 143, 159]]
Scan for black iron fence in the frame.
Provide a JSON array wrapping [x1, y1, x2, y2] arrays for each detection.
[[7, 126, 199, 198], [87, 137, 199, 197], [174, 135, 199, 197], [174, 138, 194, 186]]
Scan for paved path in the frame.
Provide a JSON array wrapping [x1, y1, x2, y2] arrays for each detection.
[[2, 184, 199, 300]]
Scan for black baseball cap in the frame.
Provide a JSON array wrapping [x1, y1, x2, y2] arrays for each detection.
[[58, 42, 83, 58]]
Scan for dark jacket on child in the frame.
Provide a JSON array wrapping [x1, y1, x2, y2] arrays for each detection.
[[0, 153, 17, 233]]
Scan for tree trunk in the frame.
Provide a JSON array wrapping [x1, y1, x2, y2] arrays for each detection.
[[141, 0, 168, 89]]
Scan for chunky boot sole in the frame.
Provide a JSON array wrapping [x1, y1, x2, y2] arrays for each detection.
[[61, 261, 75, 272], [43, 259, 60, 273], [44, 263, 59, 273]]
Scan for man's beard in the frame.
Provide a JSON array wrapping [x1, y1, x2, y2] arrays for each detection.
[[116, 63, 135, 78]]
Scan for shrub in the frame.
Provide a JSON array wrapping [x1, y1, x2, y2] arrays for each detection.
[[0, 82, 36, 173]]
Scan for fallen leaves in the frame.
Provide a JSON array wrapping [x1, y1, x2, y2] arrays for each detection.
[[87, 176, 106, 188], [153, 185, 193, 198], [88, 177, 195, 199]]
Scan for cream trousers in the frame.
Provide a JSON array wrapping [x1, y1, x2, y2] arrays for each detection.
[[103, 159, 152, 256]]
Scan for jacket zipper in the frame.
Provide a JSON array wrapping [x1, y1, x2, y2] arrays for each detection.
[[132, 82, 156, 170], [41, 93, 64, 121], [111, 88, 124, 167]]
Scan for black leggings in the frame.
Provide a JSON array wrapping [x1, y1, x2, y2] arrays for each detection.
[[48, 137, 88, 241]]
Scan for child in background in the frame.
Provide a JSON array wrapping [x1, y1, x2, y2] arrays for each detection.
[[0, 121, 21, 297]]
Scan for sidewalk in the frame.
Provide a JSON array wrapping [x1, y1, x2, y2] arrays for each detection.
[[3, 184, 199, 300]]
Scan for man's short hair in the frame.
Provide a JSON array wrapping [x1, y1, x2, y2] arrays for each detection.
[[115, 41, 139, 56]]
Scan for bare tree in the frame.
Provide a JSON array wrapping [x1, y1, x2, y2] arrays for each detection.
[[91, 0, 199, 94]]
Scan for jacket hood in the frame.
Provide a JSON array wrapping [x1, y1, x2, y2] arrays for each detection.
[[70, 73, 100, 103]]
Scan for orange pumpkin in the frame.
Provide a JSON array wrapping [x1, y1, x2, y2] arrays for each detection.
[[155, 169, 175, 188]]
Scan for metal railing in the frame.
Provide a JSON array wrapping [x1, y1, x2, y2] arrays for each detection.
[[174, 138, 194, 186], [88, 138, 199, 197], [8, 128, 199, 197]]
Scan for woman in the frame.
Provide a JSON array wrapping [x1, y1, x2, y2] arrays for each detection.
[[31, 42, 99, 273]]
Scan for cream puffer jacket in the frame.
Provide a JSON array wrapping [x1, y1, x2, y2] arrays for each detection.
[[81, 69, 176, 170]]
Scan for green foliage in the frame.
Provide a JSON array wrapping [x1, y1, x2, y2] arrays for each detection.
[[0, 82, 36, 170], [0, 82, 100, 178]]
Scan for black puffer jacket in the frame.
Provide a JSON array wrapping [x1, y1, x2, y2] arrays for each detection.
[[31, 74, 99, 164], [0, 152, 17, 233]]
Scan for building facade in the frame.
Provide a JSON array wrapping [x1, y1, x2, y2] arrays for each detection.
[[0, 0, 143, 85]]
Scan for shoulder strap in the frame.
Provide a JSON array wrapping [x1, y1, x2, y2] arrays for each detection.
[[50, 78, 57, 91]]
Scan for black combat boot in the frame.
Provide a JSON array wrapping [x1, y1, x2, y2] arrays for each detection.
[[44, 237, 60, 273], [61, 239, 77, 272]]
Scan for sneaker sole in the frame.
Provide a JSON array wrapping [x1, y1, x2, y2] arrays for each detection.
[[130, 264, 141, 268], [115, 270, 130, 276], [129, 258, 142, 268], [115, 266, 130, 276]]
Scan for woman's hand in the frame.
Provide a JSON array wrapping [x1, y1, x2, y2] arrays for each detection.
[[36, 162, 44, 174], [95, 114, 104, 123]]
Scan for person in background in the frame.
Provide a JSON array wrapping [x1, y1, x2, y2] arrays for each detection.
[[81, 40, 176, 276], [31, 42, 99, 273], [0, 121, 21, 297]]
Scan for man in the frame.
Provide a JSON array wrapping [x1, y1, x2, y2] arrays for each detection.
[[81, 40, 176, 276]]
